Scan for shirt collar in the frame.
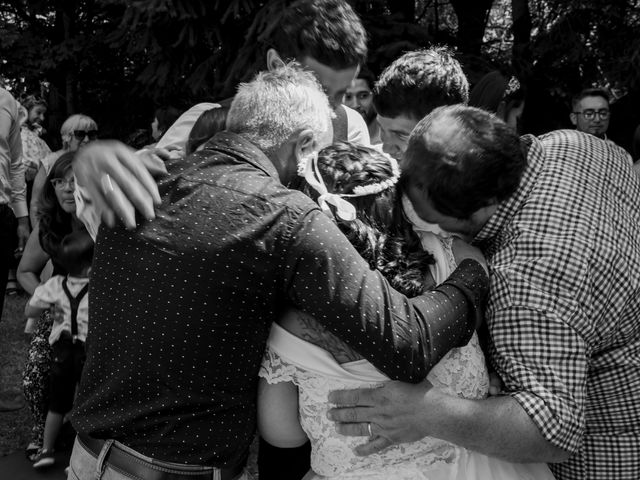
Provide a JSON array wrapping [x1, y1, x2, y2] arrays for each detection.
[[205, 131, 280, 181], [474, 134, 545, 243]]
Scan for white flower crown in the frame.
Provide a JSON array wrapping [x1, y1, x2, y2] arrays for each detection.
[[297, 151, 400, 196], [341, 153, 400, 197]]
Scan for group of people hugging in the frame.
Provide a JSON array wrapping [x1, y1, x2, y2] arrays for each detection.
[[5, 0, 639, 479]]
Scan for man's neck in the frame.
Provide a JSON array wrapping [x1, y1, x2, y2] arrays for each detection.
[[368, 120, 381, 144]]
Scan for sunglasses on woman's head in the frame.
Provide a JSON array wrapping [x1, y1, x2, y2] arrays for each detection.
[[73, 130, 98, 141]]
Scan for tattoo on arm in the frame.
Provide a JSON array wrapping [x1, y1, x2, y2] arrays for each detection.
[[279, 310, 363, 364]]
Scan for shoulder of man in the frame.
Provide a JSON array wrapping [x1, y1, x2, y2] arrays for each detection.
[[343, 104, 371, 146]]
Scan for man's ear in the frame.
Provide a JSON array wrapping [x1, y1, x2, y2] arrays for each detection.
[[294, 129, 317, 162], [266, 49, 286, 71], [569, 112, 578, 127]]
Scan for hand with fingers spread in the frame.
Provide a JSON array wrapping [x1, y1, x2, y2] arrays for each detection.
[[73, 141, 167, 229], [327, 380, 436, 456]]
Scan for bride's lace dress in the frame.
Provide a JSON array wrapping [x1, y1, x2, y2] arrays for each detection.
[[260, 233, 555, 479]]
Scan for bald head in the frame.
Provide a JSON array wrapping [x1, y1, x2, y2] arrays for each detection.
[[402, 105, 526, 219]]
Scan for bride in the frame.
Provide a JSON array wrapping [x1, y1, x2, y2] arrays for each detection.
[[258, 142, 555, 480]]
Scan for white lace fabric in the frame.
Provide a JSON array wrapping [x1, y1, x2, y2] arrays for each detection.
[[260, 325, 489, 479]]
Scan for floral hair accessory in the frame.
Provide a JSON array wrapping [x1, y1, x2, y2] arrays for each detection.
[[340, 152, 400, 198], [299, 151, 357, 221]]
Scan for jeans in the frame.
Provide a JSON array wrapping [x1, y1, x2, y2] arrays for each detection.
[[67, 437, 252, 480]]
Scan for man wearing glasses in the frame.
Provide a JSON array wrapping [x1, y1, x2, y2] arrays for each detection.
[[570, 88, 612, 140]]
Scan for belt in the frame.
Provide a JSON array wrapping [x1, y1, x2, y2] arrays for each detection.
[[78, 434, 244, 480]]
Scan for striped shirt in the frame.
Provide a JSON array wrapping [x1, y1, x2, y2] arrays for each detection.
[[476, 130, 640, 479]]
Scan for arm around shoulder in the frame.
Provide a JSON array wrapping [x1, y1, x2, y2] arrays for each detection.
[[283, 208, 489, 382]]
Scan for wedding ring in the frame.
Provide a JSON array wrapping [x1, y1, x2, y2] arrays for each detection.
[[101, 173, 114, 194], [367, 422, 373, 437]]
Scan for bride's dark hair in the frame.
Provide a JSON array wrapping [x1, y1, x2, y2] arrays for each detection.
[[311, 142, 434, 297]]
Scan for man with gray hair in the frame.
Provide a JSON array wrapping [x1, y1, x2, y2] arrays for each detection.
[[68, 65, 488, 479]]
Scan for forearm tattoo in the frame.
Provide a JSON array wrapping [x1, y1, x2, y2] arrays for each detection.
[[278, 309, 363, 364]]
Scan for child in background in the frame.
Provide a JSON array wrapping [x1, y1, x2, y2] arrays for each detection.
[[26, 230, 94, 469]]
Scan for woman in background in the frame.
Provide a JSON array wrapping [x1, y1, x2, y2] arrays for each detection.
[[469, 70, 525, 134], [18, 152, 89, 461], [30, 114, 98, 228]]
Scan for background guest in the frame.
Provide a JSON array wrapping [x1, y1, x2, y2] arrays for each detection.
[[27, 230, 93, 469], [18, 152, 87, 460], [30, 114, 97, 228], [344, 67, 379, 145], [469, 70, 525, 134], [0, 86, 29, 412], [569, 87, 611, 140], [150, 105, 182, 144]]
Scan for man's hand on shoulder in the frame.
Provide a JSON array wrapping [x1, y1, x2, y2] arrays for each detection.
[[74, 141, 167, 229]]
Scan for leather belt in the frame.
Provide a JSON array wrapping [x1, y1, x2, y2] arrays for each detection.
[[78, 434, 244, 480]]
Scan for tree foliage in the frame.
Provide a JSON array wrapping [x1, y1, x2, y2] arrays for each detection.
[[0, 0, 638, 147]]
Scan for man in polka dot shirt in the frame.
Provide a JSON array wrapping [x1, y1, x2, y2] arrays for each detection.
[[69, 64, 488, 480]]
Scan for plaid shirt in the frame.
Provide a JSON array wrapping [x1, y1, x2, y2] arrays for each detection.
[[476, 130, 640, 480]]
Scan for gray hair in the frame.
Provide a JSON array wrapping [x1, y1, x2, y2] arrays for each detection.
[[227, 63, 333, 155]]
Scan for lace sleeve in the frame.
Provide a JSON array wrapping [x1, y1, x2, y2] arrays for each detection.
[[258, 346, 299, 385]]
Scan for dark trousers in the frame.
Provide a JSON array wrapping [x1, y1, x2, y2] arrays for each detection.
[[258, 437, 311, 480], [0, 204, 17, 319], [49, 335, 86, 414]]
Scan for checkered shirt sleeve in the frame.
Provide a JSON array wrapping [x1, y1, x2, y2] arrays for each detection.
[[477, 130, 640, 478]]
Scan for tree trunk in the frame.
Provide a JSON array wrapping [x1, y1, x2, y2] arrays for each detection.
[[449, 0, 494, 56], [62, 4, 76, 114], [511, 0, 532, 80]]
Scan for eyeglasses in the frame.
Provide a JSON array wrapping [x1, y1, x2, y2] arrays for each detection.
[[573, 109, 610, 120], [343, 91, 372, 102], [50, 177, 75, 190], [73, 130, 98, 141]]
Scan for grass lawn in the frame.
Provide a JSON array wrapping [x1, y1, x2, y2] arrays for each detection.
[[0, 291, 32, 457]]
